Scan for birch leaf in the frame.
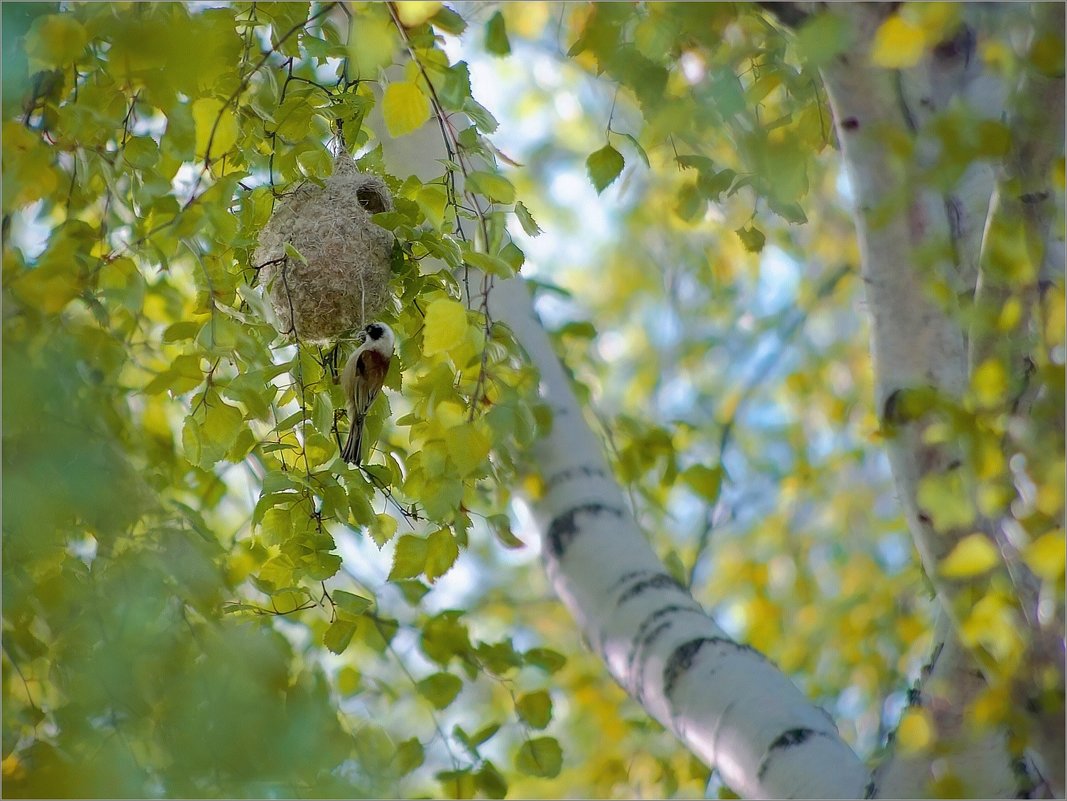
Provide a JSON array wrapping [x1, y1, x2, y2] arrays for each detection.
[[871, 16, 926, 68], [587, 144, 625, 194], [940, 533, 999, 578], [382, 81, 431, 137]]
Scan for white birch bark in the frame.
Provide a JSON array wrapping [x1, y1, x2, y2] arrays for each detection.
[[485, 276, 870, 799], [817, 3, 971, 579], [809, 3, 1063, 795], [870, 617, 1046, 797]]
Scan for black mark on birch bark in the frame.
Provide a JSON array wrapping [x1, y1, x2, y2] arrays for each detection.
[[617, 573, 683, 605], [544, 465, 608, 494], [757, 728, 822, 780], [546, 503, 624, 558]]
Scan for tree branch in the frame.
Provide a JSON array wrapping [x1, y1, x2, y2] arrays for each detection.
[[970, 3, 1065, 378], [486, 277, 869, 798], [815, 5, 1063, 795]]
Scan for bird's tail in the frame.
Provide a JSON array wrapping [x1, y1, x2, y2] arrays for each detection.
[[341, 418, 364, 465]]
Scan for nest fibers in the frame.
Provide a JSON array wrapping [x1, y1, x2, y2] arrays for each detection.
[[254, 154, 394, 344]]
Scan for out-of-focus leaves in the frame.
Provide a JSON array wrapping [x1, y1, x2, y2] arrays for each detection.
[[515, 737, 563, 777], [484, 11, 511, 57]]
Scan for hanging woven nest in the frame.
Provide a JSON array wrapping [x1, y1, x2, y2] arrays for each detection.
[[254, 153, 394, 344]]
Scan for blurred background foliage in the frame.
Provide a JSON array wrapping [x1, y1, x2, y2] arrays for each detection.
[[2, 1, 1063, 798]]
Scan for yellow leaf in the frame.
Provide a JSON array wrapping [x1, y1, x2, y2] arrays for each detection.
[[971, 358, 1007, 407], [940, 533, 1000, 578], [960, 592, 1024, 669], [192, 98, 239, 160], [997, 297, 1022, 331], [916, 471, 974, 531], [871, 16, 927, 68], [382, 80, 430, 138], [1024, 530, 1066, 582], [445, 423, 490, 477], [434, 400, 467, 429], [348, 11, 396, 79], [396, 2, 441, 27], [25, 14, 87, 70], [416, 183, 449, 229], [910, 3, 960, 41], [897, 709, 933, 753], [422, 298, 468, 357], [967, 685, 1010, 727]]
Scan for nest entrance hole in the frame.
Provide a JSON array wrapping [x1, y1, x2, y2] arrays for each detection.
[[357, 184, 389, 214]]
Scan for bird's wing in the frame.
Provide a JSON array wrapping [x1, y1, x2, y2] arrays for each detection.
[[352, 348, 388, 418]]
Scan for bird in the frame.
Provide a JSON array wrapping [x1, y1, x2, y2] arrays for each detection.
[[341, 321, 395, 465]]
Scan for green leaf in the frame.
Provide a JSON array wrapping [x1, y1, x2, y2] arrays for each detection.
[[476, 639, 522, 674], [25, 14, 87, 70], [515, 201, 543, 237], [676, 154, 717, 173], [369, 512, 398, 548], [348, 10, 397, 78], [500, 242, 525, 272], [307, 552, 342, 581], [416, 183, 449, 228], [586, 144, 625, 194], [382, 80, 431, 137], [437, 60, 473, 109], [425, 528, 460, 582], [488, 514, 524, 549], [464, 249, 514, 277], [389, 534, 427, 580], [475, 762, 508, 799], [466, 170, 515, 204], [736, 225, 766, 253], [681, 464, 722, 502], [417, 671, 463, 709], [471, 722, 501, 745], [445, 424, 491, 477], [664, 549, 688, 586], [396, 737, 425, 774], [484, 11, 511, 56], [796, 12, 853, 68], [324, 619, 358, 654], [192, 97, 239, 160], [768, 197, 808, 225], [333, 590, 373, 616], [284, 242, 308, 265], [123, 136, 159, 169], [432, 6, 468, 34], [524, 647, 566, 673], [462, 96, 499, 133], [437, 769, 476, 800], [619, 132, 650, 168], [514, 736, 562, 778], [516, 690, 553, 729]]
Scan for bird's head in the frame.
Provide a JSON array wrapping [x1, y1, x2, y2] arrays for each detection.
[[363, 321, 395, 352]]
